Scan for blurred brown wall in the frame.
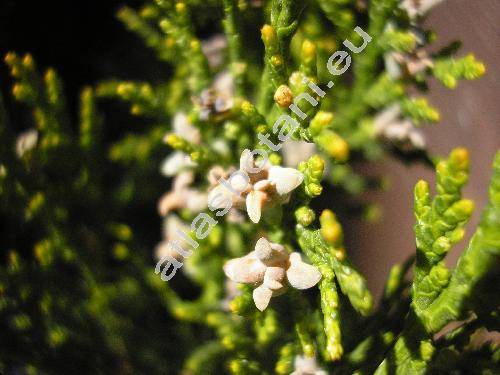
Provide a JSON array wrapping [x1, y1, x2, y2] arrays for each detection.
[[346, 0, 500, 298]]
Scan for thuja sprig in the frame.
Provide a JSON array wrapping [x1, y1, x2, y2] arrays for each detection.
[[261, 25, 287, 92], [5, 53, 68, 137], [297, 222, 373, 362], [319, 277, 343, 361], [375, 149, 500, 374], [418, 151, 500, 333], [159, 2, 210, 94], [412, 148, 472, 313], [222, 0, 246, 96], [317, 0, 356, 40], [118, 5, 175, 62], [164, 133, 210, 165], [96, 80, 162, 117], [364, 73, 405, 109], [433, 53, 486, 89], [400, 97, 440, 125], [270, 0, 303, 62], [298, 154, 325, 198]]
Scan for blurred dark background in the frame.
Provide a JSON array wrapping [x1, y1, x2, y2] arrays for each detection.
[[0, 0, 171, 261], [0, 0, 161, 94], [0, 0, 498, 298]]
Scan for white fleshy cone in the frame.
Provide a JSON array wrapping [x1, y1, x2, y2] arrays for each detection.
[[209, 149, 304, 223], [223, 237, 322, 311]]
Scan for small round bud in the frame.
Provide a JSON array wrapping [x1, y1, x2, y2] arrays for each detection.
[[190, 39, 201, 51], [274, 85, 293, 108], [261, 24, 277, 46], [113, 243, 129, 260], [22, 54, 34, 69], [189, 150, 202, 162], [164, 133, 182, 147], [320, 209, 343, 245], [306, 184, 323, 197], [334, 248, 345, 261], [323, 133, 349, 162], [450, 147, 469, 170], [302, 39, 316, 58], [310, 111, 334, 135], [240, 100, 254, 115], [131, 104, 142, 115], [165, 37, 175, 48], [117, 83, 133, 97], [4, 52, 15, 65], [415, 180, 430, 199], [295, 206, 316, 227], [308, 155, 325, 177], [256, 124, 268, 134], [175, 2, 186, 13]]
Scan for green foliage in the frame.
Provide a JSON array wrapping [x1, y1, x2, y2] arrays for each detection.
[[433, 53, 486, 88], [0, 53, 177, 372], [1, 0, 497, 374], [375, 149, 500, 374]]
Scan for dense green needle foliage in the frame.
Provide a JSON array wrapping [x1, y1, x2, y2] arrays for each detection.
[[0, 0, 498, 374]]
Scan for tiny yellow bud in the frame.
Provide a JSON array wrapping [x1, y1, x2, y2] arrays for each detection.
[[240, 100, 253, 114], [334, 248, 346, 261], [139, 7, 153, 18], [321, 225, 342, 245], [302, 39, 316, 58], [315, 111, 334, 126], [175, 2, 186, 13], [256, 124, 268, 134], [22, 54, 34, 68], [45, 69, 56, 83], [310, 111, 334, 135], [430, 109, 440, 122], [165, 37, 175, 48], [205, 312, 218, 326], [4, 52, 15, 65], [190, 150, 202, 162], [131, 104, 142, 115], [320, 209, 343, 245], [117, 83, 132, 96], [12, 84, 24, 97], [415, 180, 429, 198], [172, 306, 185, 319], [164, 133, 181, 146], [320, 209, 335, 222], [261, 24, 277, 45], [309, 154, 325, 173], [450, 148, 469, 169], [190, 39, 200, 51], [222, 336, 235, 350], [382, 331, 394, 344], [419, 340, 435, 361], [456, 199, 474, 216], [476, 61, 486, 75], [304, 343, 315, 358], [113, 243, 129, 260], [274, 85, 293, 108], [275, 363, 290, 375], [327, 136, 349, 162]]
